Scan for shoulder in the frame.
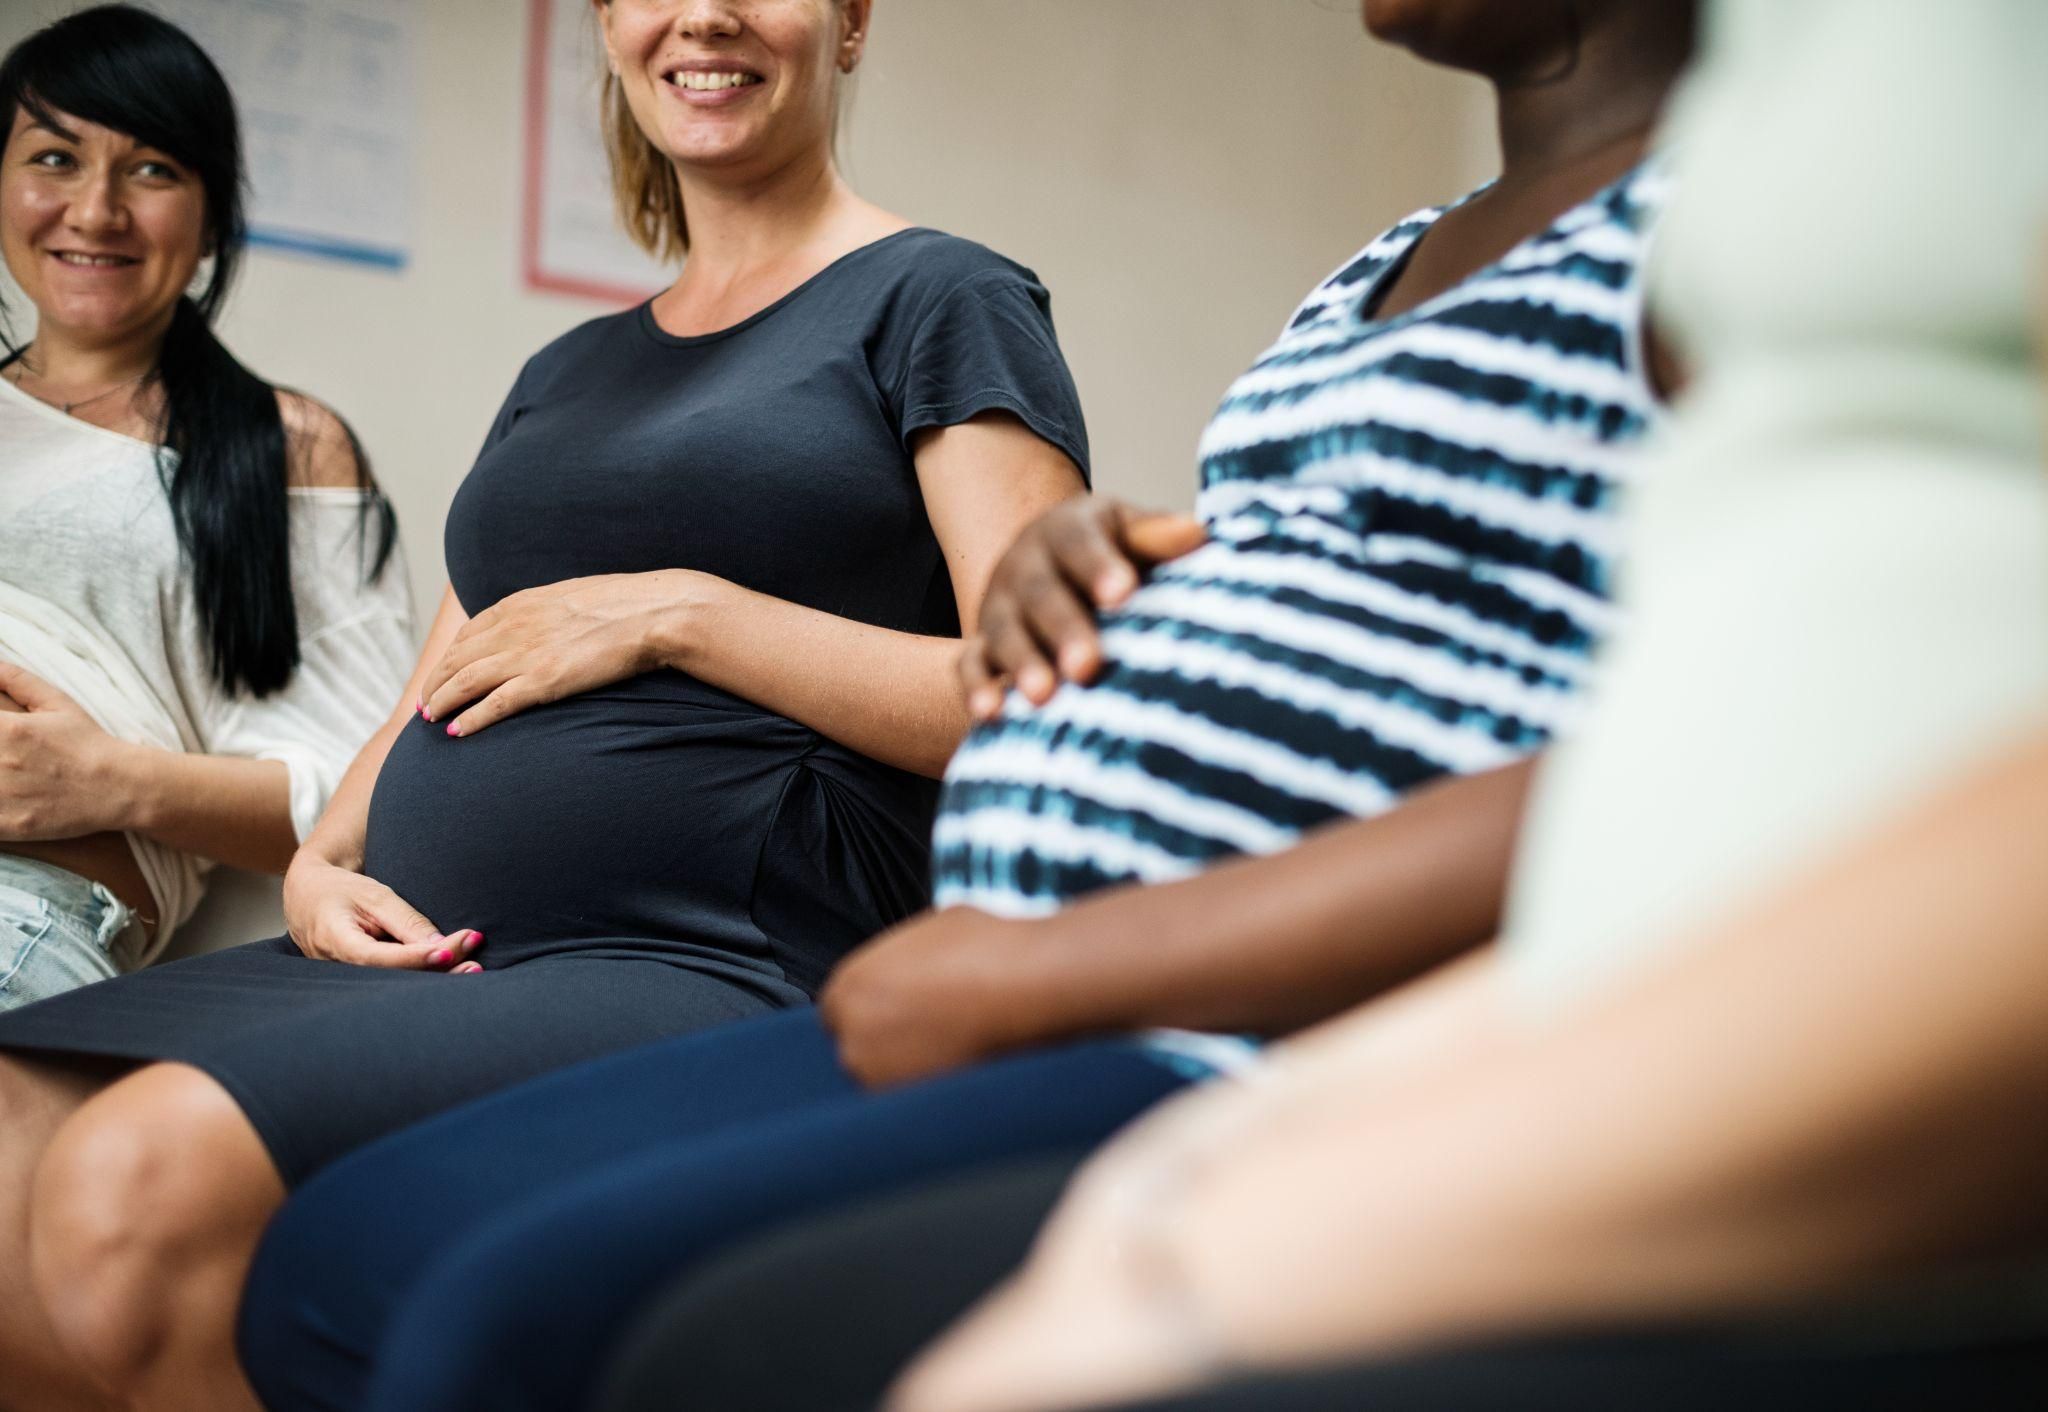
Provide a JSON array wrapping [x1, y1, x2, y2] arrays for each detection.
[[277, 391, 368, 490], [871, 229, 1052, 313]]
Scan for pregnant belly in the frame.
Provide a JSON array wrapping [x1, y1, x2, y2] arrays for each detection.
[[362, 673, 823, 964]]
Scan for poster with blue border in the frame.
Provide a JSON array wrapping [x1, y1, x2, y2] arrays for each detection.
[[154, 0, 415, 271]]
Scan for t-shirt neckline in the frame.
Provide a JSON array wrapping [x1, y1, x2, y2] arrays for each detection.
[[636, 226, 933, 349]]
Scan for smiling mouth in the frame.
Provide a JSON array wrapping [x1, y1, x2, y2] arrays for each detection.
[[667, 71, 763, 92], [50, 251, 140, 268]]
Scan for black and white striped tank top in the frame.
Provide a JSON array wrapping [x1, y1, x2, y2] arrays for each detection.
[[934, 163, 1669, 916]]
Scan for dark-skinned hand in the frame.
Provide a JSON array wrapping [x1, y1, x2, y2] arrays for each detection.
[[959, 498, 1206, 721]]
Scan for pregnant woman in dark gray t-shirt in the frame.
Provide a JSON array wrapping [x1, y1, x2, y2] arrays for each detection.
[[0, 2, 1088, 1405], [0, 228, 1088, 1172]]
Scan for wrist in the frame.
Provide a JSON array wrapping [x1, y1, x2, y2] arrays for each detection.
[[106, 738, 171, 834], [296, 834, 361, 874], [650, 569, 730, 674]]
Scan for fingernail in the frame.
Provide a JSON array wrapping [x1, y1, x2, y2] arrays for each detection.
[[462, 930, 483, 950], [445, 722, 462, 737], [429, 948, 452, 966], [456, 963, 482, 974], [422, 708, 435, 723]]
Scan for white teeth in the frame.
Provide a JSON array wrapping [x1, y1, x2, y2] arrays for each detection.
[[670, 70, 760, 91], [55, 253, 130, 267]]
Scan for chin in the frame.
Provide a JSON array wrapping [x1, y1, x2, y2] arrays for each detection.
[[38, 299, 155, 342], [664, 132, 767, 172]]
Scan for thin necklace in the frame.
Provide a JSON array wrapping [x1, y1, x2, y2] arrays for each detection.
[[5, 352, 150, 416]]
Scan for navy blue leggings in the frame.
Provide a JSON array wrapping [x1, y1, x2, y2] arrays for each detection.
[[236, 1007, 1192, 1412]]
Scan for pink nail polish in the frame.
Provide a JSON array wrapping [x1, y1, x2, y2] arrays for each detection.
[[445, 722, 461, 737], [463, 930, 483, 950], [429, 948, 452, 966]]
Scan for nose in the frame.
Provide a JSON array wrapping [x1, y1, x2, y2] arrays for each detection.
[[671, 0, 743, 40], [63, 170, 131, 238]]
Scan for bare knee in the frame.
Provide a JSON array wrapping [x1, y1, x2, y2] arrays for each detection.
[[28, 1064, 280, 1394]]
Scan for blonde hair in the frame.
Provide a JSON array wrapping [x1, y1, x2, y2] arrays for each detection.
[[601, 67, 689, 263]]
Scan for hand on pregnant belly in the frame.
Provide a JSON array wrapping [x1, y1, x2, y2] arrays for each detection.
[[960, 498, 1206, 721], [281, 853, 484, 971], [418, 570, 721, 738]]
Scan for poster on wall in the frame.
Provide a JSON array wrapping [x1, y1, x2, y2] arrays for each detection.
[[522, 0, 673, 303], [155, 0, 415, 270]]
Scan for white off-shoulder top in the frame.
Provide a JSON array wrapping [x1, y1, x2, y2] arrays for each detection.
[[0, 372, 415, 959]]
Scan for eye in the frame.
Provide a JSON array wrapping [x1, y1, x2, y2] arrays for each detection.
[[25, 148, 76, 171], [134, 158, 184, 181]]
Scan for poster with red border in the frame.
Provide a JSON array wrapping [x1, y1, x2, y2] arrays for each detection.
[[522, 0, 672, 304]]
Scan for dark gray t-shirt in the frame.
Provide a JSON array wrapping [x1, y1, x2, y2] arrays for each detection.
[[445, 228, 1089, 634], [358, 229, 1089, 993]]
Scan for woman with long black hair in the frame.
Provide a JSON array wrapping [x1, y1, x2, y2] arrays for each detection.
[[0, 2, 410, 1010]]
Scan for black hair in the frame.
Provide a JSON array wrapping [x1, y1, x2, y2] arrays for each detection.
[[0, 4, 395, 697]]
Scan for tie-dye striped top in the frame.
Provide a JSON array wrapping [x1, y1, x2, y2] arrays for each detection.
[[933, 162, 1668, 917]]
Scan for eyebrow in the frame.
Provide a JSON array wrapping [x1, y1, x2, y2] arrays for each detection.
[[17, 101, 82, 145]]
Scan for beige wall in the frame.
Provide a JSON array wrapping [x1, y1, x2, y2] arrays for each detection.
[[3, 0, 1492, 625]]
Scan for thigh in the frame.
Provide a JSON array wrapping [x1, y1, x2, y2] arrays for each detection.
[[363, 1041, 1192, 1412], [203, 954, 787, 1184], [239, 1006, 860, 1412], [0, 870, 121, 1012], [595, 1154, 1085, 1412]]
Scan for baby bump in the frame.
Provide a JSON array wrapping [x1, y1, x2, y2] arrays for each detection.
[[361, 672, 934, 978]]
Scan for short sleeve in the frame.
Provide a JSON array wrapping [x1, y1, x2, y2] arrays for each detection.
[[891, 269, 1091, 483], [205, 493, 418, 840], [476, 354, 539, 459]]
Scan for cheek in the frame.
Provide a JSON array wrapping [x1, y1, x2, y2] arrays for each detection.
[[143, 198, 210, 281], [0, 180, 61, 248]]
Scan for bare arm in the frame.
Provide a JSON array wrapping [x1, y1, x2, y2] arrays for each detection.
[[1177, 716, 2048, 1362], [297, 586, 468, 875], [823, 756, 1532, 1084], [278, 587, 488, 970], [420, 412, 1084, 778], [672, 414, 1085, 775], [895, 716, 2048, 1412]]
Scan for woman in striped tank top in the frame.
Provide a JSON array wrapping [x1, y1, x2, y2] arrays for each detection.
[[233, 5, 1698, 1410]]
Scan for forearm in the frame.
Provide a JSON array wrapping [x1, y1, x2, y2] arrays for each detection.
[[1179, 717, 2048, 1365], [995, 758, 1534, 1041], [294, 707, 411, 872], [305, 585, 469, 874], [665, 577, 970, 778], [118, 745, 296, 874]]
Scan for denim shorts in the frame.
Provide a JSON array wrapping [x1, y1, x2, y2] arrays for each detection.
[[0, 853, 138, 1011]]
